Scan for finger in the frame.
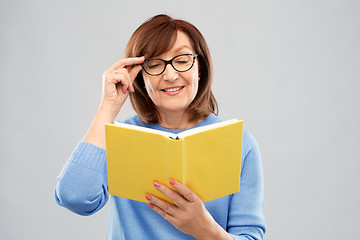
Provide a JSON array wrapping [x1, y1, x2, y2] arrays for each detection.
[[123, 70, 135, 92], [129, 64, 143, 80], [153, 181, 187, 207], [169, 179, 200, 203], [122, 83, 128, 94], [111, 73, 128, 94], [105, 70, 123, 81], [127, 65, 142, 92], [112, 72, 134, 92], [111, 66, 140, 93], [145, 193, 177, 217], [112, 56, 145, 70], [148, 203, 176, 222]]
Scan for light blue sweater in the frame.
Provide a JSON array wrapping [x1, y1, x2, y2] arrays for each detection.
[[55, 113, 266, 239]]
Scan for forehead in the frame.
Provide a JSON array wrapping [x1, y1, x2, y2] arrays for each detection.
[[157, 31, 195, 58]]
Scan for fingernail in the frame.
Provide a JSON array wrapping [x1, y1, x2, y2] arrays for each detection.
[[145, 194, 152, 200], [154, 181, 161, 188], [149, 203, 154, 209], [170, 179, 176, 185]]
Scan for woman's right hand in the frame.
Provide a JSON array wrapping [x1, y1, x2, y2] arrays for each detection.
[[101, 56, 145, 112], [82, 56, 144, 148]]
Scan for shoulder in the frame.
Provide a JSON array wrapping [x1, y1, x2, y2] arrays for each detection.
[[200, 113, 223, 126], [241, 129, 261, 163], [118, 115, 147, 127], [242, 129, 258, 150]]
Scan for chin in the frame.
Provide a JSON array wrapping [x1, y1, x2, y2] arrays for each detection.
[[160, 103, 190, 113]]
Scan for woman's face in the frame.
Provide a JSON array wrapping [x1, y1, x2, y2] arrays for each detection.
[[142, 31, 199, 116]]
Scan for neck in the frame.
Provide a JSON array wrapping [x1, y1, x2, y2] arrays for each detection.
[[157, 110, 201, 129]]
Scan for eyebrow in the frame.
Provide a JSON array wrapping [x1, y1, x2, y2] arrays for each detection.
[[173, 45, 193, 53], [151, 45, 194, 60]]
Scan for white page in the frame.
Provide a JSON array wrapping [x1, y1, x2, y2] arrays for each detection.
[[112, 122, 178, 139], [177, 119, 240, 139]]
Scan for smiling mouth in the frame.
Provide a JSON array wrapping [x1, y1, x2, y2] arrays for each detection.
[[161, 86, 185, 92]]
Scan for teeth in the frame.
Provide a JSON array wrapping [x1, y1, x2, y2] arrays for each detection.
[[163, 87, 182, 92]]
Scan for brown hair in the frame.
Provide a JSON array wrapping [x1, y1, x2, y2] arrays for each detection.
[[125, 14, 218, 123]]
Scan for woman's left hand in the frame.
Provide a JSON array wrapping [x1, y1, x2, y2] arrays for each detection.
[[145, 180, 232, 240]]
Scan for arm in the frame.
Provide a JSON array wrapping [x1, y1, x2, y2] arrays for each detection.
[[83, 57, 144, 149], [55, 57, 144, 215], [54, 141, 108, 215], [227, 130, 266, 240]]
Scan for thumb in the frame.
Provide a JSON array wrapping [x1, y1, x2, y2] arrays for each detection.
[[129, 65, 143, 81]]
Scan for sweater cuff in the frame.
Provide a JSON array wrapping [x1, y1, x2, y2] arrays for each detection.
[[69, 141, 107, 174]]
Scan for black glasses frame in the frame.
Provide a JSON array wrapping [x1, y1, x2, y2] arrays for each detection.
[[141, 53, 198, 76]]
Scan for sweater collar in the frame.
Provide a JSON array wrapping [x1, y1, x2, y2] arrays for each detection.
[[147, 113, 222, 134]]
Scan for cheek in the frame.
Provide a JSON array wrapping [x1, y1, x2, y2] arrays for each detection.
[[143, 75, 156, 98], [189, 65, 199, 96], [192, 63, 199, 80], [192, 70, 198, 82]]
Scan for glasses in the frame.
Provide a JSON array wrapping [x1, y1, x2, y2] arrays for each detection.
[[141, 53, 198, 76]]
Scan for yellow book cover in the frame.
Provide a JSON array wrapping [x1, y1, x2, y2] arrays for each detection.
[[105, 119, 243, 203]]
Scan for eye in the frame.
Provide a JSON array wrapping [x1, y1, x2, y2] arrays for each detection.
[[148, 63, 161, 69], [174, 56, 191, 65], [175, 60, 189, 64], [175, 57, 190, 64]]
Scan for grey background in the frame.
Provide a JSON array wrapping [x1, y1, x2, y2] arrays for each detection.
[[1, 0, 359, 239]]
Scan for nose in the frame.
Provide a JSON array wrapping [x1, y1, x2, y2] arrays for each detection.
[[162, 63, 179, 82]]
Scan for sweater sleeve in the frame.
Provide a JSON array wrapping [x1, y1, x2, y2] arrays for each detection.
[[227, 130, 266, 240], [54, 141, 109, 216]]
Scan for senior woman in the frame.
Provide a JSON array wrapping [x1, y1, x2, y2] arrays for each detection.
[[55, 14, 266, 240]]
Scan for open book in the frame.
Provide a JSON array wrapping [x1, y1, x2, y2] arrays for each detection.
[[105, 119, 243, 203]]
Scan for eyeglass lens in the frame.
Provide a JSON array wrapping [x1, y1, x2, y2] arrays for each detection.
[[142, 54, 195, 76]]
